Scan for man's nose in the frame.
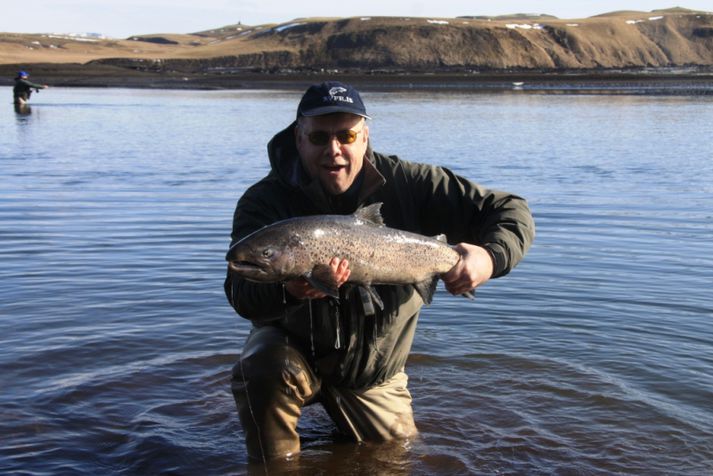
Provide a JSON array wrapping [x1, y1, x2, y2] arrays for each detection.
[[327, 137, 342, 155]]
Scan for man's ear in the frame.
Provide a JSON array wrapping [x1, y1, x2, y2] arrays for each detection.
[[294, 122, 301, 144]]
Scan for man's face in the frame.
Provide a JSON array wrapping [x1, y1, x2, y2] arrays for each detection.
[[295, 113, 369, 195]]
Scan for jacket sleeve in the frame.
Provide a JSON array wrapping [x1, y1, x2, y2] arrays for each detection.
[[403, 160, 535, 278], [223, 186, 305, 322], [19, 79, 45, 89]]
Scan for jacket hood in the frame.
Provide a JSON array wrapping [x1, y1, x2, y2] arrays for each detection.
[[266, 122, 303, 189]]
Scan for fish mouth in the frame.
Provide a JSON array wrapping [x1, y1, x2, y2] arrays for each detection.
[[228, 260, 279, 283], [228, 260, 266, 274]]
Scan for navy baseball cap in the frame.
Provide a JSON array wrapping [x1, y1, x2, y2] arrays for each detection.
[[297, 81, 370, 119]]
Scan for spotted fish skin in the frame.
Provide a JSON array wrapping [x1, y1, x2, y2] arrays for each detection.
[[225, 202, 462, 305]]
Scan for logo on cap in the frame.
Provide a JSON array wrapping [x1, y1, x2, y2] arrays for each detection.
[[325, 86, 353, 104]]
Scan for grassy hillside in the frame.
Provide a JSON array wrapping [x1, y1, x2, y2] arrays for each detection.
[[2, 8, 712, 86]]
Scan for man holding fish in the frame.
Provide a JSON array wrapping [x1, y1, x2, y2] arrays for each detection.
[[224, 81, 535, 461]]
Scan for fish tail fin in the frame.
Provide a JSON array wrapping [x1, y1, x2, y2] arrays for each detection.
[[413, 276, 439, 306]]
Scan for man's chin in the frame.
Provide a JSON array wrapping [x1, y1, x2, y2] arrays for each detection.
[[320, 176, 349, 195]]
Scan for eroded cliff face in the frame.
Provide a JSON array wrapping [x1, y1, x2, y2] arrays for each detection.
[[4, 10, 713, 73]]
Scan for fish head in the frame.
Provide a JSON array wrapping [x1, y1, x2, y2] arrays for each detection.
[[225, 226, 302, 282]]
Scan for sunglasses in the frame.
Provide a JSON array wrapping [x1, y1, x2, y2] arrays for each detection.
[[305, 125, 364, 146]]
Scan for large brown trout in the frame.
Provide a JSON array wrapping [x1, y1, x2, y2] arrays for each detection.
[[226, 202, 469, 308]]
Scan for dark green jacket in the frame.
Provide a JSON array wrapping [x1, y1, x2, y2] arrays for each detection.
[[225, 122, 534, 389], [14, 78, 44, 100]]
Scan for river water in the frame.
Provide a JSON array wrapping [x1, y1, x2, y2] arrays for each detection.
[[1, 86, 712, 475]]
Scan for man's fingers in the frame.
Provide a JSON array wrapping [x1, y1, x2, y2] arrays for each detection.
[[330, 258, 350, 286], [286, 258, 352, 299]]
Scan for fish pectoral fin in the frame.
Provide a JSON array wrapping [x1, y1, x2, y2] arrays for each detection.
[[305, 265, 340, 299], [461, 290, 475, 300], [413, 276, 439, 306]]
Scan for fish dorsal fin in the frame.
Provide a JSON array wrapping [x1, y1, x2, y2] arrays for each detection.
[[354, 202, 384, 226], [433, 234, 447, 243]]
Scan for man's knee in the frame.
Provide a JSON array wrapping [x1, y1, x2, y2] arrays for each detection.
[[230, 327, 319, 460], [232, 328, 317, 404], [321, 371, 417, 442]]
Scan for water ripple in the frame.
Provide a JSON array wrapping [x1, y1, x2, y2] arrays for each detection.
[[2, 88, 712, 474]]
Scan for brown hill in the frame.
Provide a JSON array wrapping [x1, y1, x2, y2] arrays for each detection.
[[1, 8, 712, 86]]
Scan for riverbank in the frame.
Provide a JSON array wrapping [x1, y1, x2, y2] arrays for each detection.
[[3, 63, 713, 94]]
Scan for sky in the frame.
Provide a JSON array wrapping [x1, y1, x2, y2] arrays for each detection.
[[2, 1, 711, 38]]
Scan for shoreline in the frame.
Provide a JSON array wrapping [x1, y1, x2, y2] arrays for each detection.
[[2, 63, 713, 93]]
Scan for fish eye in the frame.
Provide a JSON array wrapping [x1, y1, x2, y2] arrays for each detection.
[[262, 248, 274, 258]]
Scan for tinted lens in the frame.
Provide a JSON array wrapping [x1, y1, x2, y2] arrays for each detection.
[[307, 131, 330, 145], [307, 129, 358, 146], [335, 130, 358, 144]]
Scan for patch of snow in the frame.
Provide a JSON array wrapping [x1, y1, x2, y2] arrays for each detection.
[[47, 34, 99, 42], [274, 22, 303, 33], [625, 19, 643, 25], [360, 17, 371, 21], [427, 19, 449, 25], [566, 23, 579, 27], [507, 23, 533, 30], [53, 32, 108, 40], [649, 16, 664, 21], [76, 32, 109, 39]]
